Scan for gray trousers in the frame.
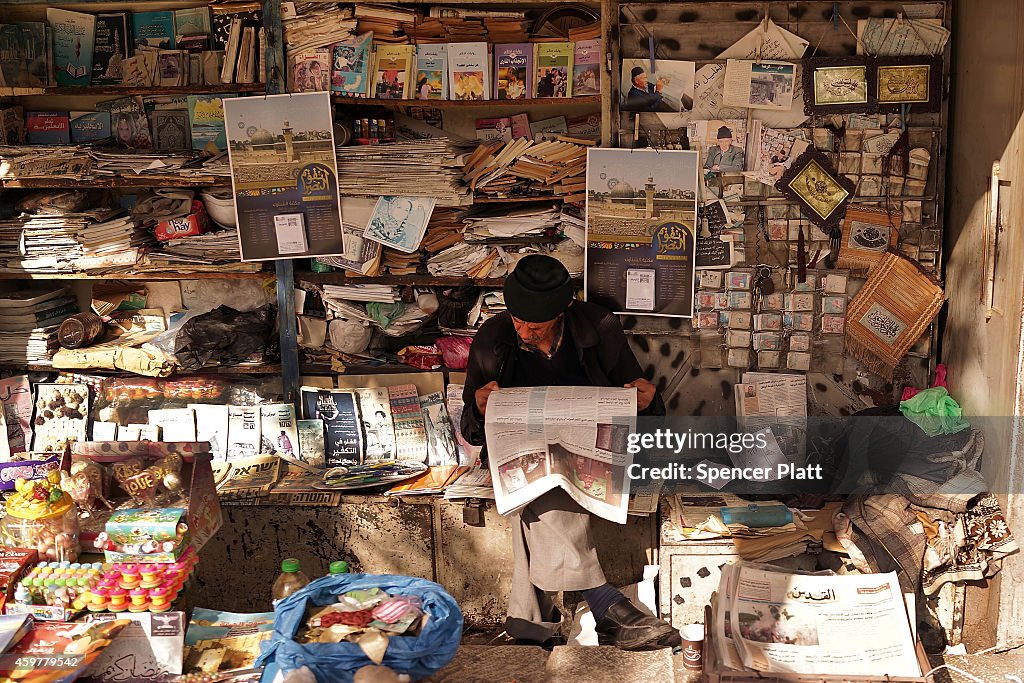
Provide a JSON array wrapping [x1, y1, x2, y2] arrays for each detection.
[[506, 488, 607, 641]]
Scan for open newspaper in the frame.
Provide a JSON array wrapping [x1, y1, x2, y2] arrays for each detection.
[[714, 562, 921, 677], [484, 386, 636, 524]]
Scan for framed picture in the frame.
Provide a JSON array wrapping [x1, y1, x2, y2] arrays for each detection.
[[775, 149, 856, 232], [803, 57, 873, 115], [873, 57, 942, 113], [837, 204, 902, 269]]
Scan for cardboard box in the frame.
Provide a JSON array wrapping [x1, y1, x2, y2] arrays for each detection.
[[0, 456, 61, 491], [105, 507, 190, 564], [6, 602, 81, 622], [0, 548, 37, 613]]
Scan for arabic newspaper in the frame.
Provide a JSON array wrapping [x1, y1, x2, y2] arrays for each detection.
[[484, 386, 636, 523], [727, 563, 921, 676]]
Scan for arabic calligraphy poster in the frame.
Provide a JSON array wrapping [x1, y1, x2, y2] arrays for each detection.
[[584, 148, 698, 318], [223, 92, 345, 261]]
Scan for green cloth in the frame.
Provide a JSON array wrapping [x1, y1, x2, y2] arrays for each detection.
[[366, 302, 405, 329], [899, 387, 971, 436]]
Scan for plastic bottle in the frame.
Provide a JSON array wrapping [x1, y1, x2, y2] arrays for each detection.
[[328, 561, 349, 575], [271, 558, 310, 605]]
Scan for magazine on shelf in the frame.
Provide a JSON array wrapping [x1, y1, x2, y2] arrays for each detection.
[[484, 386, 636, 523]]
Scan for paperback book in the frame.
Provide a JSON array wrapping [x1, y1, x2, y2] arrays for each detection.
[[92, 13, 132, 85], [356, 388, 398, 461], [373, 44, 415, 99], [494, 43, 532, 99], [190, 403, 229, 461], [47, 8, 96, 86], [301, 388, 363, 467], [572, 38, 601, 96], [448, 42, 489, 100], [331, 31, 373, 97], [414, 43, 447, 100], [260, 403, 300, 460], [25, 112, 70, 145], [151, 109, 191, 151], [133, 10, 175, 49], [388, 384, 428, 463], [535, 42, 574, 98], [173, 7, 211, 41], [226, 406, 261, 459], [99, 96, 153, 149], [187, 93, 235, 152], [70, 111, 111, 144], [0, 23, 47, 88], [292, 48, 330, 92]]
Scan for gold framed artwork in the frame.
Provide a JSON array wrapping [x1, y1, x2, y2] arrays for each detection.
[[775, 149, 856, 232], [836, 204, 902, 270], [873, 57, 942, 112], [803, 57, 873, 114]]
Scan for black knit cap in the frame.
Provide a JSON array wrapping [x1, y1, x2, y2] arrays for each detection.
[[631, 66, 645, 80], [717, 125, 733, 139], [504, 254, 573, 323]]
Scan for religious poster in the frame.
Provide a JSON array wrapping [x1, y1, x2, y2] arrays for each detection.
[[223, 92, 345, 261], [585, 148, 698, 318]]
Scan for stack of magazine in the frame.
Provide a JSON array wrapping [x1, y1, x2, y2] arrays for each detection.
[[0, 286, 78, 364], [711, 561, 923, 677]]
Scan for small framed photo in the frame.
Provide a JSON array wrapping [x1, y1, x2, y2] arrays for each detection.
[[874, 58, 942, 113], [728, 292, 752, 309], [776, 149, 856, 232], [786, 292, 815, 311], [761, 292, 784, 310], [727, 329, 752, 348], [754, 313, 782, 331], [727, 347, 751, 368], [753, 332, 781, 351], [697, 292, 718, 310], [696, 311, 720, 329], [784, 312, 814, 331], [757, 351, 781, 368], [823, 273, 848, 294], [787, 351, 812, 371], [822, 296, 847, 315], [700, 270, 724, 289], [714, 292, 730, 309], [768, 219, 788, 241], [804, 57, 872, 115], [726, 271, 752, 290], [821, 315, 846, 334], [727, 311, 752, 329], [789, 332, 811, 352]]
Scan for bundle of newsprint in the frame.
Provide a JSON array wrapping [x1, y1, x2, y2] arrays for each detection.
[[709, 561, 927, 681]]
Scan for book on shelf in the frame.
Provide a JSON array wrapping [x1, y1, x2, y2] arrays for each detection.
[[173, 7, 211, 42], [157, 50, 187, 86], [92, 13, 132, 85], [572, 38, 601, 96], [98, 96, 152, 149], [0, 106, 26, 144], [235, 23, 259, 84], [447, 42, 489, 101], [373, 44, 415, 99], [535, 42, 574, 98], [70, 111, 111, 144], [47, 8, 96, 86], [414, 43, 447, 100], [133, 10, 175, 49], [494, 43, 533, 100], [259, 403, 301, 461], [25, 111, 70, 145], [151, 109, 191, 151], [211, 3, 262, 51], [356, 387, 398, 462], [388, 384, 428, 463], [0, 22, 48, 89], [177, 34, 211, 54], [190, 403, 229, 461], [219, 18, 242, 83], [529, 115, 568, 141], [292, 48, 330, 92], [331, 31, 373, 97], [226, 405, 261, 459], [475, 117, 512, 143], [509, 112, 530, 140], [201, 49, 224, 85], [187, 93, 235, 153], [301, 387, 363, 467]]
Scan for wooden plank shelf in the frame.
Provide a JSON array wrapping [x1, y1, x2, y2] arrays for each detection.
[[7, 363, 282, 375], [473, 195, 564, 204], [296, 272, 507, 287], [0, 176, 230, 189], [0, 84, 266, 97], [0, 270, 270, 280], [332, 96, 600, 108]]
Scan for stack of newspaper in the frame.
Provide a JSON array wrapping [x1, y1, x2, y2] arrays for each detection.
[[711, 562, 922, 678], [426, 242, 497, 277], [462, 205, 562, 243], [0, 286, 77, 364], [282, 2, 356, 62], [335, 138, 471, 206]]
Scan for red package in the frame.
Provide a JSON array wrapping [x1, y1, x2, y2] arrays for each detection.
[[153, 200, 210, 242], [0, 548, 37, 612], [398, 345, 442, 370], [436, 336, 472, 370]]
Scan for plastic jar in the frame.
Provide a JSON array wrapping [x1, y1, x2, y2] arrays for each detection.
[[1, 495, 80, 562]]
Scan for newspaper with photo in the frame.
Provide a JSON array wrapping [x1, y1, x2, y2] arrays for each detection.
[[721, 562, 921, 677], [734, 372, 807, 466], [484, 386, 636, 524]]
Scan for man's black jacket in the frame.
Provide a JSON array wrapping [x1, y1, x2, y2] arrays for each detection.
[[460, 300, 666, 448]]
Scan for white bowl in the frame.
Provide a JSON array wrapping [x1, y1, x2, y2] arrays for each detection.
[[200, 191, 237, 228]]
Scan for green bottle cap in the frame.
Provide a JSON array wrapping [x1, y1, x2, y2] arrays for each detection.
[[329, 561, 349, 574], [281, 558, 300, 573]]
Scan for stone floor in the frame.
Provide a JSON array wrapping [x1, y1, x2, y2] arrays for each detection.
[[422, 644, 1024, 682]]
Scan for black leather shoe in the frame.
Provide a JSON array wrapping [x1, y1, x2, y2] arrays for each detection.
[[594, 601, 682, 651]]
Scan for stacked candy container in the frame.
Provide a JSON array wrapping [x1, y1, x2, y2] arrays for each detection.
[[75, 547, 199, 613], [1, 474, 80, 562]]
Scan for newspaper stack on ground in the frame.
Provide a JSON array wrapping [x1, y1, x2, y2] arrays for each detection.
[[484, 386, 636, 524], [712, 562, 922, 677]]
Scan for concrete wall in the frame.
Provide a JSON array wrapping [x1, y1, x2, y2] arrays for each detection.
[[943, 0, 1024, 650]]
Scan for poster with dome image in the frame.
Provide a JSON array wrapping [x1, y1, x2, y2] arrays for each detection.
[[585, 148, 698, 317], [223, 92, 345, 261]]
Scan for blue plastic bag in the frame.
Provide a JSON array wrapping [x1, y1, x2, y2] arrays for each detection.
[[256, 573, 463, 683]]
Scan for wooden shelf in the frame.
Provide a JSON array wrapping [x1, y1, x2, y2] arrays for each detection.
[[1, 176, 230, 189], [0, 270, 270, 280], [0, 84, 266, 97], [296, 272, 506, 287], [473, 195, 564, 204], [10, 363, 281, 375], [301, 362, 452, 376], [332, 96, 600, 109]]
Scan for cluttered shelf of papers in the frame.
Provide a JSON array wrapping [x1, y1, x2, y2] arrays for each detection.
[[0, 144, 230, 186]]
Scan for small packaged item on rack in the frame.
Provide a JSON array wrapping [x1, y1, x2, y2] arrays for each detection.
[[7, 559, 103, 620], [0, 549, 38, 612], [98, 508, 191, 564]]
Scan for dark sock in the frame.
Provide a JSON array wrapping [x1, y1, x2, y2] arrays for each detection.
[[583, 583, 628, 621]]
